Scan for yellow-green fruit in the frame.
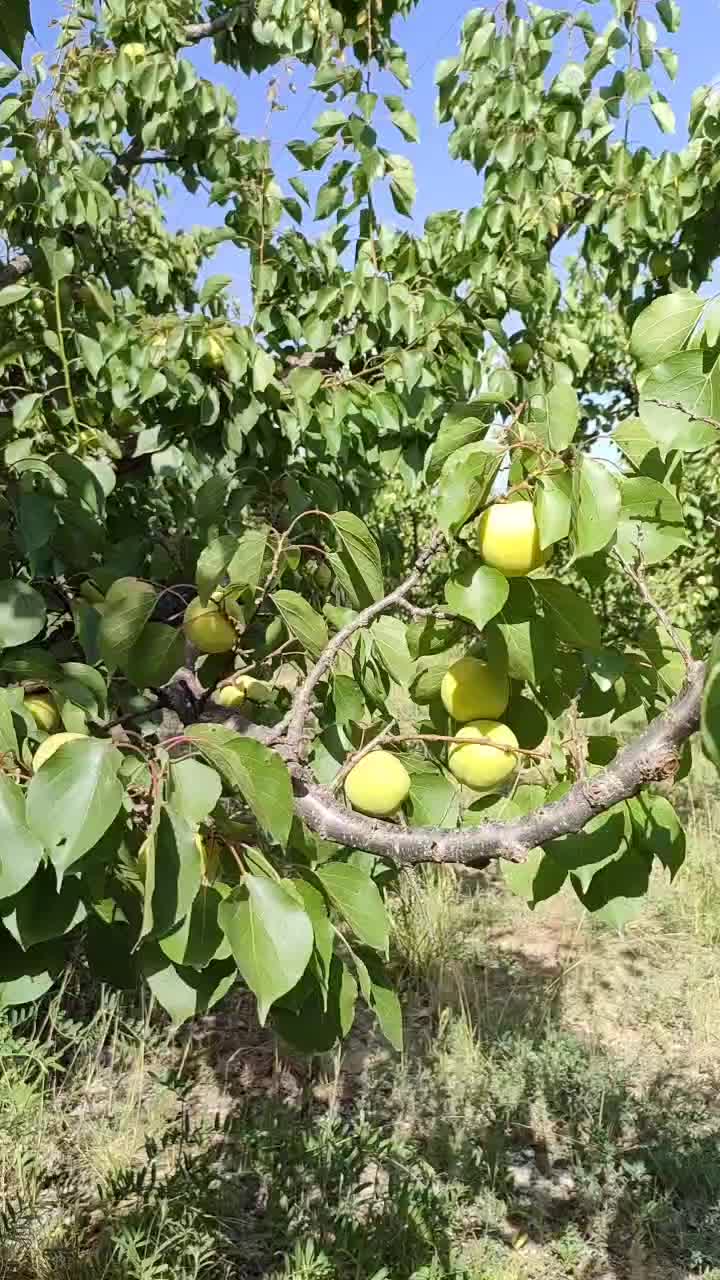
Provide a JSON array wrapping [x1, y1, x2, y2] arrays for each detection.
[[204, 336, 225, 368], [478, 502, 546, 577], [345, 750, 411, 818], [0, 160, 14, 177], [441, 657, 509, 723], [235, 675, 273, 703], [33, 732, 86, 772], [25, 695, 61, 734], [122, 42, 146, 59], [214, 684, 246, 709], [183, 598, 236, 654], [448, 720, 519, 791]]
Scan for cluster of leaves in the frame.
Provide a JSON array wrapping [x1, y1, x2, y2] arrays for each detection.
[[0, 0, 718, 1047]]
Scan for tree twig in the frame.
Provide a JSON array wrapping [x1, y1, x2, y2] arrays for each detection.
[[613, 550, 692, 668], [285, 531, 445, 756], [184, 2, 256, 43]]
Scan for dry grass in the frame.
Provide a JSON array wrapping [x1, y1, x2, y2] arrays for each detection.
[[1, 778, 720, 1278]]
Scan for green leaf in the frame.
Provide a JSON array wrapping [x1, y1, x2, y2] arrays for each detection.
[[627, 794, 685, 880], [530, 384, 579, 451], [532, 579, 602, 649], [616, 475, 688, 566], [444, 562, 508, 630], [0, 579, 46, 648], [26, 739, 124, 876], [330, 511, 384, 605], [437, 442, 502, 536], [656, 0, 681, 33], [385, 102, 419, 143], [535, 472, 572, 550], [186, 725, 294, 847], [0, 689, 18, 757], [630, 291, 704, 367], [502, 849, 567, 908], [0, 775, 43, 900], [387, 153, 416, 217], [159, 886, 229, 968], [141, 805, 202, 942], [288, 366, 323, 401], [650, 98, 675, 133], [371, 616, 413, 685], [292, 878, 333, 994], [227, 527, 269, 593], [273, 957, 357, 1051], [272, 590, 328, 658], [332, 674, 365, 726], [12, 865, 86, 947], [253, 345, 276, 392], [219, 875, 313, 1023], [425, 404, 494, 484], [316, 862, 389, 953], [0, 932, 63, 1010], [407, 769, 460, 829], [168, 758, 222, 826], [0, 1, 32, 66], [549, 809, 627, 894], [98, 578, 156, 673], [353, 950, 402, 1050], [571, 457, 621, 559], [125, 623, 185, 688], [143, 950, 236, 1024], [196, 535, 237, 604], [488, 581, 554, 685], [639, 352, 720, 454], [0, 284, 28, 306], [702, 635, 720, 772]]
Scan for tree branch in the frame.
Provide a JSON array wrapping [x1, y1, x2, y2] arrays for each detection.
[[291, 661, 705, 866], [285, 531, 445, 756], [184, 2, 256, 43]]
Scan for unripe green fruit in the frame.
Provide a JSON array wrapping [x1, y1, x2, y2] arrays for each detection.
[[25, 695, 61, 734], [314, 562, 333, 589], [30, 296, 45, 314], [0, 160, 14, 178], [478, 502, 547, 576], [510, 341, 534, 371], [441, 657, 509, 723], [650, 251, 672, 279], [33, 732, 85, 772], [448, 720, 519, 791], [345, 750, 411, 817], [184, 598, 236, 654]]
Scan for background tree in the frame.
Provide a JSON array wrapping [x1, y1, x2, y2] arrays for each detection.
[[0, 0, 718, 1047]]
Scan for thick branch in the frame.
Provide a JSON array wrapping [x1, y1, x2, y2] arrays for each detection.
[[285, 531, 445, 755], [291, 661, 705, 866], [184, 3, 255, 43]]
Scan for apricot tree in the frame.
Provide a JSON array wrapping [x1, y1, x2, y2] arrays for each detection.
[[0, 0, 719, 1047]]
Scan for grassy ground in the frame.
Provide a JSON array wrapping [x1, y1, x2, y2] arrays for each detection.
[[2, 770, 720, 1279]]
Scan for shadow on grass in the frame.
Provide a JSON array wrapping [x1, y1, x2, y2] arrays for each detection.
[[2, 876, 720, 1279]]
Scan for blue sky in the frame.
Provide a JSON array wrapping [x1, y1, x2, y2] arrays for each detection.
[[22, 1, 720, 296]]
